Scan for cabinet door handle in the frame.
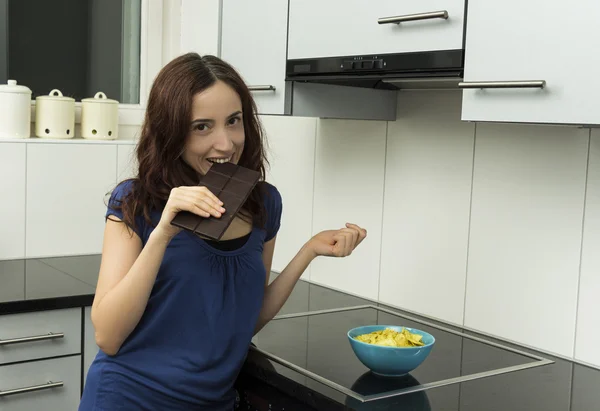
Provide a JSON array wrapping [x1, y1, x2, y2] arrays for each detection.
[[248, 85, 276, 92], [458, 80, 546, 89], [0, 381, 63, 397], [378, 10, 449, 24], [0, 332, 64, 346]]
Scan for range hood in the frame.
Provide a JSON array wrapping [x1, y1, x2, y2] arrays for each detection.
[[285, 49, 464, 90]]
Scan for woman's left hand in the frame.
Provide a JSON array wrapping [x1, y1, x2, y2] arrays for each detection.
[[306, 223, 367, 258]]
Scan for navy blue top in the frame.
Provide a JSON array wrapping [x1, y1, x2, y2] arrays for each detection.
[[79, 180, 282, 411]]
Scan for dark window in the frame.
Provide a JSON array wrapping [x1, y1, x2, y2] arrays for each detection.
[[0, 0, 141, 104]]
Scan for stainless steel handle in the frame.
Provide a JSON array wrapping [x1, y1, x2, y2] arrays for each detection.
[[0, 332, 64, 346], [248, 85, 276, 92], [458, 80, 546, 89], [378, 10, 448, 24], [0, 381, 63, 397]]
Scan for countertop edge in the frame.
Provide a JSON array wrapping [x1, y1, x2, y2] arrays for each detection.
[[0, 294, 94, 315]]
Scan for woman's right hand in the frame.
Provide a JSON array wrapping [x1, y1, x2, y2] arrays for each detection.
[[154, 186, 226, 242]]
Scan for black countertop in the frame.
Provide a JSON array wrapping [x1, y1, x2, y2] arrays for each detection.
[[1, 255, 599, 410], [0, 254, 99, 314], [242, 281, 600, 411]]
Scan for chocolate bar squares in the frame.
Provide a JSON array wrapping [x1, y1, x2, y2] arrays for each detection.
[[170, 162, 260, 241]]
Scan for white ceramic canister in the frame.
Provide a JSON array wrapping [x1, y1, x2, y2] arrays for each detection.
[[81, 91, 119, 140], [35, 89, 75, 139], [0, 79, 32, 139]]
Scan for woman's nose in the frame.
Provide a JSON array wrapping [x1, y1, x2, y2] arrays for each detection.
[[212, 129, 234, 151]]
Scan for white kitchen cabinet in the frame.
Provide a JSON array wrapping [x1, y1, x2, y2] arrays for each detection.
[[575, 130, 600, 367], [0, 143, 26, 260], [379, 91, 474, 325], [117, 143, 138, 181], [261, 115, 317, 279], [221, 0, 290, 115], [0, 356, 81, 411], [26, 144, 117, 258], [461, 0, 600, 125], [83, 306, 99, 384], [464, 123, 589, 357], [220, 0, 397, 121], [180, 0, 220, 57], [288, 0, 466, 59], [310, 119, 387, 301]]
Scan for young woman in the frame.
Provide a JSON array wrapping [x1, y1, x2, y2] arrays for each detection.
[[79, 53, 367, 411]]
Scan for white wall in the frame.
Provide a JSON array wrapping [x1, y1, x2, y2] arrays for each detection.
[[380, 91, 474, 326], [262, 115, 316, 281], [310, 119, 387, 300], [313, 90, 597, 365], [575, 130, 600, 367], [270, 90, 598, 365], [465, 121, 588, 357]]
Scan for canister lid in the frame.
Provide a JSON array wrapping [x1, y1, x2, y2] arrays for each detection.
[[35, 89, 75, 102], [82, 91, 119, 104], [0, 79, 32, 95]]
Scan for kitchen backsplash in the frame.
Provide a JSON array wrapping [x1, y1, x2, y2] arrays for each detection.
[[1, 90, 598, 371]]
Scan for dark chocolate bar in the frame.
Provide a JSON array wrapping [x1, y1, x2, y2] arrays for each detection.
[[170, 162, 260, 241]]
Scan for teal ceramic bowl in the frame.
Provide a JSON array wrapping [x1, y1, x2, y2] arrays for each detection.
[[347, 325, 435, 377]]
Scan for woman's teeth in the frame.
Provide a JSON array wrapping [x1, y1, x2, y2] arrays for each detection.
[[208, 158, 231, 164]]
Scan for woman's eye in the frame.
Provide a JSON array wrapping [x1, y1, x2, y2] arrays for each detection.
[[195, 124, 208, 131], [228, 116, 241, 125]]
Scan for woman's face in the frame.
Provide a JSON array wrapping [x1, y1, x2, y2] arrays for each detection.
[[182, 80, 245, 175]]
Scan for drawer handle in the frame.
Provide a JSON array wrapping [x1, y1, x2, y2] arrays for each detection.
[[378, 10, 449, 24], [0, 381, 63, 397], [248, 85, 276, 92], [0, 332, 64, 346], [458, 80, 546, 89]]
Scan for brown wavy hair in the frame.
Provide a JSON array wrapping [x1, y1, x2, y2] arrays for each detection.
[[111, 53, 269, 234]]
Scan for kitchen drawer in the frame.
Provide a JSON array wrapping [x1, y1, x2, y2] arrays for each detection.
[[0, 308, 81, 365], [0, 356, 81, 411], [288, 0, 466, 59]]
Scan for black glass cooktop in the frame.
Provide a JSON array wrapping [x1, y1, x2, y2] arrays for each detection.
[[251, 305, 553, 406]]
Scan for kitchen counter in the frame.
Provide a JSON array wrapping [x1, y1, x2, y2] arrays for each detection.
[[240, 281, 600, 411], [0, 254, 98, 314], [1, 254, 599, 410]]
